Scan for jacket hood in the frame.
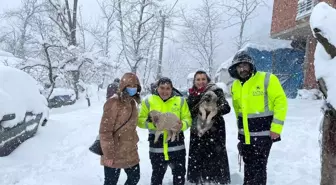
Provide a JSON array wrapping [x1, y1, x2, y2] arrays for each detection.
[[119, 72, 141, 93], [228, 51, 256, 79]]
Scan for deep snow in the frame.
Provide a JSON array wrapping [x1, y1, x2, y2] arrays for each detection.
[[310, 2, 336, 109], [0, 98, 323, 185]]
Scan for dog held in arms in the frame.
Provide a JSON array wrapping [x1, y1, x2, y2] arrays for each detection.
[[197, 90, 218, 137], [149, 110, 181, 143]]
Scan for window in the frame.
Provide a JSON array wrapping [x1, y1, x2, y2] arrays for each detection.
[[296, 0, 318, 20]]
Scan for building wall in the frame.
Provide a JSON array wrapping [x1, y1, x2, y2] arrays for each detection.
[[271, 0, 336, 36], [271, 0, 298, 35], [303, 35, 318, 89]]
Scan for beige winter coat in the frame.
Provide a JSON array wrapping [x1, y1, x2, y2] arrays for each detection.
[[99, 73, 141, 169]]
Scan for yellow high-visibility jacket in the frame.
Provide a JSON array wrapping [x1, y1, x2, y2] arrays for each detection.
[[138, 94, 192, 160], [231, 71, 288, 145]]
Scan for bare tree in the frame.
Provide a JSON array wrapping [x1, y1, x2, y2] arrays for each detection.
[[0, 0, 44, 58], [85, 0, 117, 57], [222, 0, 266, 50], [180, 0, 229, 77], [116, 0, 162, 73]]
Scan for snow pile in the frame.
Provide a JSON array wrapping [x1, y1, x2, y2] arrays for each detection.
[[0, 50, 22, 67], [296, 89, 323, 100], [0, 66, 49, 128], [310, 2, 336, 108]]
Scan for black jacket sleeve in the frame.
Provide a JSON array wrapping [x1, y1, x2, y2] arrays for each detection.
[[214, 88, 231, 116], [187, 95, 202, 118]]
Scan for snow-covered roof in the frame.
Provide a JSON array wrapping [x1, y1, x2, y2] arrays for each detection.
[[239, 42, 292, 53], [0, 66, 49, 128], [310, 2, 336, 108], [216, 41, 293, 74]]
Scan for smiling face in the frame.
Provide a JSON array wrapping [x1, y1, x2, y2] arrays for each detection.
[[157, 83, 173, 100], [194, 73, 208, 89]]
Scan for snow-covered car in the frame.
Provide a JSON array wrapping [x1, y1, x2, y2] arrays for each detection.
[[48, 88, 76, 108], [0, 66, 49, 156]]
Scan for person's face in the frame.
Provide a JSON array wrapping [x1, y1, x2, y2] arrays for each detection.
[[236, 62, 251, 79], [157, 83, 172, 100], [194, 74, 208, 89]]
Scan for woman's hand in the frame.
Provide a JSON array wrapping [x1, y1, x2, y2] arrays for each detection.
[[105, 159, 114, 166]]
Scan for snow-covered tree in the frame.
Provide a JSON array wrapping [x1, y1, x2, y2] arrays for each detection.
[[0, 0, 44, 59], [222, 0, 266, 50], [180, 0, 227, 77], [116, 0, 163, 73]]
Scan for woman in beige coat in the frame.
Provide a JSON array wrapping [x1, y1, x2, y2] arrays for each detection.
[[99, 72, 141, 185]]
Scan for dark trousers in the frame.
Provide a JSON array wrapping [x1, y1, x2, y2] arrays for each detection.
[[150, 151, 186, 185], [240, 140, 272, 185], [104, 164, 140, 185]]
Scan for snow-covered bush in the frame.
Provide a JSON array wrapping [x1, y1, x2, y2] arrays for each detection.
[[310, 2, 336, 108]]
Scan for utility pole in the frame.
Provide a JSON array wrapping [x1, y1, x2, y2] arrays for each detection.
[[156, 12, 165, 80]]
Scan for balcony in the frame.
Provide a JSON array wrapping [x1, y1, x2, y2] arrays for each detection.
[[296, 0, 318, 20]]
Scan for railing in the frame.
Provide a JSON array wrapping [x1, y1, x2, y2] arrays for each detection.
[[296, 0, 317, 20]]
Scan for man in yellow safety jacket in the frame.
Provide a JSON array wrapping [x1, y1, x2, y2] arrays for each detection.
[[138, 77, 192, 185], [228, 51, 288, 185]]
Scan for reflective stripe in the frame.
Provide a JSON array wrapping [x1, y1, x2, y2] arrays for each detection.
[[238, 129, 270, 136], [145, 121, 149, 128], [149, 130, 181, 135], [264, 73, 271, 112], [272, 118, 284, 125], [238, 111, 273, 118], [145, 98, 150, 110], [180, 97, 184, 108], [149, 145, 185, 153]]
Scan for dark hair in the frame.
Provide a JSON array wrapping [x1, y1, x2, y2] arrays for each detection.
[[193, 70, 211, 87], [157, 77, 173, 88]]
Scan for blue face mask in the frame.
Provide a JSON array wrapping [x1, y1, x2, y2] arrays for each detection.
[[126, 87, 137, 96]]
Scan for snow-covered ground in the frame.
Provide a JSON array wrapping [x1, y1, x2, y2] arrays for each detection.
[[0, 98, 323, 185]]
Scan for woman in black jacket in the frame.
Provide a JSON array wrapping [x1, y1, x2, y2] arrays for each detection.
[[187, 70, 231, 185]]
